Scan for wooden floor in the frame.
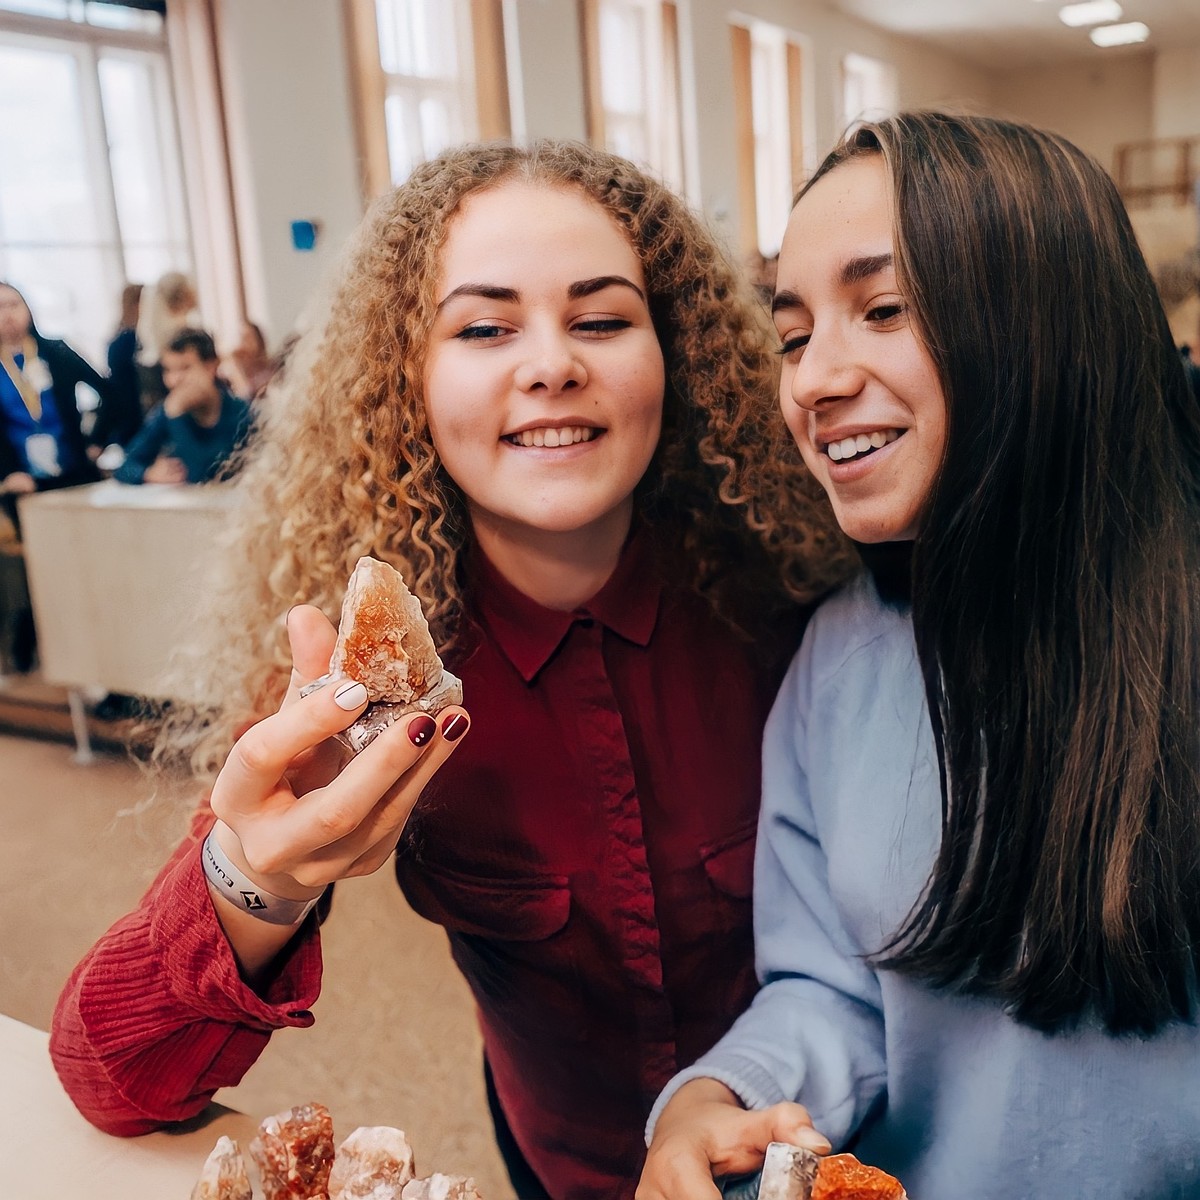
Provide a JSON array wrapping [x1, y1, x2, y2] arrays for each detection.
[[0, 682, 510, 1196]]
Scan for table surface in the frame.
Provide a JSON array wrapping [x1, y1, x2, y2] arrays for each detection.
[[1, 1012, 260, 1198]]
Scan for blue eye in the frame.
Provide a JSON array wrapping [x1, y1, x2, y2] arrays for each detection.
[[456, 323, 508, 340]]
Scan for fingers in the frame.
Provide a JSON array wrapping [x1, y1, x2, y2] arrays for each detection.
[[212, 674, 370, 817], [282, 605, 339, 704], [637, 1143, 725, 1200], [339, 707, 471, 873], [754, 1104, 830, 1155]]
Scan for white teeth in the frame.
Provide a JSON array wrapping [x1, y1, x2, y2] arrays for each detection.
[[512, 426, 596, 447], [824, 429, 900, 462]]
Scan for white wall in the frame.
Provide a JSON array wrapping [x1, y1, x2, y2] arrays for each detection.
[[215, 0, 363, 347], [682, 0, 992, 246], [1153, 46, 1200, 140], [503, 0, 589, 143], [989, 52, 1156, 176]]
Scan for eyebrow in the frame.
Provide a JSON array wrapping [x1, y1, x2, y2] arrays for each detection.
[[840, 252, 894, 287], [770, 253, 895, 315], [436, 274, 646, 312]]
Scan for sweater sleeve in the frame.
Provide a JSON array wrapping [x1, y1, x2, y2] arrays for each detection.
[[647, 637, 888, 1148], [112, 406, 169, 484], [49, 805, 323, 1135]]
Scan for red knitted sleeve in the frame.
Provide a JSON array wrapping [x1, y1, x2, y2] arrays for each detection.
[[49, 805, 324, 1135]]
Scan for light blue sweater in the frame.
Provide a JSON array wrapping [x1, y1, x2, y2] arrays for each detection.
[[650, 572, 1200, 1199]]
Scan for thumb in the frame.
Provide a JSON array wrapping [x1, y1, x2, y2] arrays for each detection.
[[284, 604, 339, 696], [745, 1103, 831, 1158]]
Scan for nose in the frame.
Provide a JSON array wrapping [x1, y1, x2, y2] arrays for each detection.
[[785, 323, 866, 413], [514, 327, 587, 394]]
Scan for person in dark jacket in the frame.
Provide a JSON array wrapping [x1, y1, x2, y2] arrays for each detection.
[[115, 328, 251, 485], [93, 282, 145, 449], [0, 281, 105, 524]]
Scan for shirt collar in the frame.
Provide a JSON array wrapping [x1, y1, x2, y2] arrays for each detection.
[[469, 527, 663, 683]]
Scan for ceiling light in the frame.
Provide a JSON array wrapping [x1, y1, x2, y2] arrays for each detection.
[[1089, 20, 1150, 45], [1059, 1, 1123, 26]]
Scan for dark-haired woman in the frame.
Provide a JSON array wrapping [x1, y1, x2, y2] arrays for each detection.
[[638, 112, 1200, 1200]]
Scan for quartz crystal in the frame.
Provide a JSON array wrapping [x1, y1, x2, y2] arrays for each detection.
[[249, 1102, 336, 1200], [301, 557, 463, 752], [328, 1126, 416, 1199], [400, 1173, 484, 1200], [191, 1136, 252, 1200]]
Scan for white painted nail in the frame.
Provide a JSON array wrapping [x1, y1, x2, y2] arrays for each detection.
[[333, 680, 368, 710]]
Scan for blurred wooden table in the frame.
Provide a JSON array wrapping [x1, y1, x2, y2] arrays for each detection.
[[1, 1011, 259, 1198], [17, 480, 237, 760]]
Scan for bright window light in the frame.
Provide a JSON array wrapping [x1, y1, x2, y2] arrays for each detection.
[[1058, 1, 1122, 26], [1089, 20, 1150, 45]]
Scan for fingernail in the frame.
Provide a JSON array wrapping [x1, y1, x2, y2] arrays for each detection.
[[408, 714, 437, 747], [333, 680, 368, 710], [441, 712, 469, 742], [797, 1131, 832, 1153]]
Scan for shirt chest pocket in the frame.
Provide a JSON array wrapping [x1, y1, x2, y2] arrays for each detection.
[[398, 857, 571, 942]]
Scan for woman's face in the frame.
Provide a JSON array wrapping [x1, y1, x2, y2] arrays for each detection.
[[0, 286, 32, 345], [423, 181, 665, 549], [774, 156, 947, 543]]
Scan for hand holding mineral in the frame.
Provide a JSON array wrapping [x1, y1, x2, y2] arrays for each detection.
[[204, 601, 469, 976]]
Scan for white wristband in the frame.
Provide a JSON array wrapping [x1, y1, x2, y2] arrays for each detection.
[[201, 830, 324, 926]]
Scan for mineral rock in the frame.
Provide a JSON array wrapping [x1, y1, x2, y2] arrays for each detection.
[[249, 1102, 336, 1200], [328, 1126, 416, 1199], [812, 1154, 906, 1200], [301, 557, 463, 752], [400, 1173, 484, 1200], [741, 1142, 820, 1200], [191, 1136, 252, 1200]]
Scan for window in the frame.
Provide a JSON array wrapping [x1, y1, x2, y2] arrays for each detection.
[[374, 0, 479, 185], [731, 20, 806, 259], [582, 0, 685, 194], [841, 52, 896, 131], [0, 1, 187, 364]]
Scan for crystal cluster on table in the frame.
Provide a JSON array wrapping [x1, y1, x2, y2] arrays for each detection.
[[191, 1103, 484, 1200]]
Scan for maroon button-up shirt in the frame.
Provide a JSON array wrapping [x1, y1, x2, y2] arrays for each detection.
[[396, 533, 799, 1198]]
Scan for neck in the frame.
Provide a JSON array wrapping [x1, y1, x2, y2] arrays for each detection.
[[471, 501, 633, 611]]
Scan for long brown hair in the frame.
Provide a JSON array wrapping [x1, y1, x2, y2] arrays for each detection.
[[803, 112, 1200, 1033], [164, 140, 852, 784]]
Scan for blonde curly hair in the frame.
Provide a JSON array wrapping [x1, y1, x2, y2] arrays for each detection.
[[166, 140, 852, 784]]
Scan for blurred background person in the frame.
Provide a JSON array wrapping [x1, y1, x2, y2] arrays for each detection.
[[0, 280, 108, 674], [0, 281, 105, 522], [91, 282, 145, 454], [135, 270, 199, 412], [115, 328, 250, 486], [221, 320, 277, 402]]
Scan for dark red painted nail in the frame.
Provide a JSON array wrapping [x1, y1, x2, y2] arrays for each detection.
[[441, 712, 470, 742], [408, 714, 437, 747]]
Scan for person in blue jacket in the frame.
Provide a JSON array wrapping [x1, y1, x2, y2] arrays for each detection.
[[0, 280, 105, 515], [639, 111, 1200, 1200], [115, 327, 251, 485]]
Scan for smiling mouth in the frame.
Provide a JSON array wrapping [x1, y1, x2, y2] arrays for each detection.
[[823, 428, 902, 463], [502, 426, 602, 448]]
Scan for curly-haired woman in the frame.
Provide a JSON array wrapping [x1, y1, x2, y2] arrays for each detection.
[[50, 141, 851, 1199]]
